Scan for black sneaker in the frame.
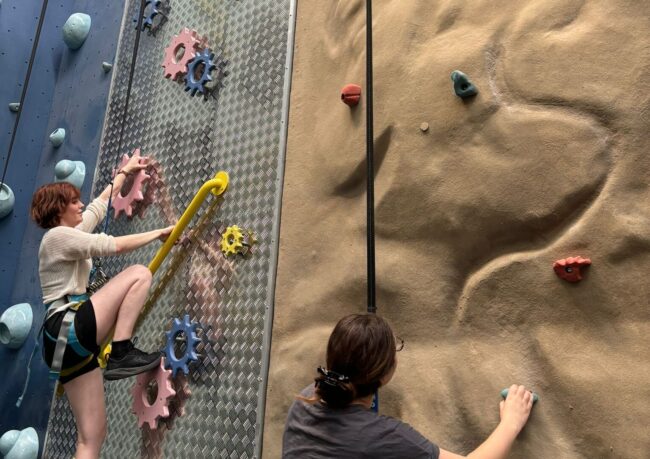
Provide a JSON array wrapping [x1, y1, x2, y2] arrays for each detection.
[[104, 338, 162, 381]]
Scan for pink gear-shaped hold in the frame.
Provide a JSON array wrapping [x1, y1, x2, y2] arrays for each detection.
[[112, 149, 150, 218], [131, 358, 176, 429], [162, 28, 208, 81]]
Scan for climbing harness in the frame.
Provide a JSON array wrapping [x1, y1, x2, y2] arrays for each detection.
[[15, 293, 90, 407], [44, 294, 93, 380]]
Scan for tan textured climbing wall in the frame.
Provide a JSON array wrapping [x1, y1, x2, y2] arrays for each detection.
[[264, 1, 650, 457]]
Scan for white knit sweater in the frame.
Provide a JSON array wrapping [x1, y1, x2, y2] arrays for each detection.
[[39, 197, 117, 305]]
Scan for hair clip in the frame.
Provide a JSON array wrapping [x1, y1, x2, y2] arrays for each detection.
[[317, 366, 350, 384]]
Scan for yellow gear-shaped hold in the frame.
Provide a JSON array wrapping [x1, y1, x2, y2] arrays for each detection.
[[221, 225, 245, 256]]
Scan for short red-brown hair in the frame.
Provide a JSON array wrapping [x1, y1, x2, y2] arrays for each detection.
[[31, 182, 80, 229]]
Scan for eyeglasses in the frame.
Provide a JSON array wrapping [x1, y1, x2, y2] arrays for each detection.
[[395, 336, 404, 352]]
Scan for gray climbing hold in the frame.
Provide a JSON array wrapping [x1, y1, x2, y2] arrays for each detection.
[[8, 103, 19, 112], [500, 387, 539, 403], [0, 303, 33, 349], [0, 182, 15, 219], [102, 61, 113, 73], [0, 427, 39, 459], [62, 13, 92, 50], [451, 70, 478, 98], [54, 159, 86, 189], [49, 128, 66, 147]]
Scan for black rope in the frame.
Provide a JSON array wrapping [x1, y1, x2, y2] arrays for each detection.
[[366, 0, 376, 314], [1, 0, 50, 187], [89, 0, 147, 288]]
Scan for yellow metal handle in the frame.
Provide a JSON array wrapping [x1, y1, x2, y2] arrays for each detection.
[[148, 171, 229, 275], [98, 172, 229, 358]]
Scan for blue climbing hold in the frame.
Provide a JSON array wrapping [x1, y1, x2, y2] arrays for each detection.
[[49, 128, 66, 147], [62, 13, 91, 50], [500, 387, 539, 403], [185, 48, 217, 98], [54, 160, 86, 189], [8, 103, 19, 112], [451, 70, 478, 98], [164, 314, 200, 377], [0, 182, 14, 219]]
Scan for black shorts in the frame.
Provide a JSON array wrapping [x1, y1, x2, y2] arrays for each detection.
[[43, 299, 100, 384]]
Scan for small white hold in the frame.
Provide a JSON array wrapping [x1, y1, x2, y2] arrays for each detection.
[[49, 128, 66, 147], [62, 13, 92, 50], [420, 122, 429, 132], [102, 61, 113, 73], [8, 103, 20, 112]]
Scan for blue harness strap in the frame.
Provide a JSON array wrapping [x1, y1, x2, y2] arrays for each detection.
[[15, 293, 90, 407]]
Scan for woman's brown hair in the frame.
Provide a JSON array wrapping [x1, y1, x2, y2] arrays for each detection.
[[30, 182, 80, 229], [304, 313, 397, 409]]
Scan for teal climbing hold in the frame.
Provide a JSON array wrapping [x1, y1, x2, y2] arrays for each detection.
[[102, 61, 113, 73], [0, 303, 33, 349], [0, 427, 39, 459], [54, 159, 86, 189], [62, 13, 92, 50], [49, 128, 66, 147], [500, 387, 539, 403], [0, 182, 15, 219], [8, 103, 19, 112], [451, 70, 478, 98]]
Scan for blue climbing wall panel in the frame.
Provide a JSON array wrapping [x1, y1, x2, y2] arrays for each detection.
[[0, 0, 125, 454]]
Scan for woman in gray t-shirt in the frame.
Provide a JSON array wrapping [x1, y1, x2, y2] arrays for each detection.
[[283, 314, 534, 459]]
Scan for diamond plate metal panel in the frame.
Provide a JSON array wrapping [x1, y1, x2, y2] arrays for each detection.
[[43, 0, 293, 457]]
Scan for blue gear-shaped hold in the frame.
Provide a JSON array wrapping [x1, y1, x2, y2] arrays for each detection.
[[185, 48, 217, 98], [133, 0, 161, 30], [164, 314, 200, 377]]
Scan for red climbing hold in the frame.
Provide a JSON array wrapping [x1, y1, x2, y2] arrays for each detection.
[[553, 256, 592, 283], [341, 84, 362, 106]]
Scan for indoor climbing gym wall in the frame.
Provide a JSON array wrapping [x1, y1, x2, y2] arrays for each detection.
[[41, 0, 294, 458], [2, 0, 649, 458], [0, 1, 125, 456], [264, 1, 650, 459]]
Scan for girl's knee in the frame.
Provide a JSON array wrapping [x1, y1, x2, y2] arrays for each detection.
[[129, 264, 152, 282]]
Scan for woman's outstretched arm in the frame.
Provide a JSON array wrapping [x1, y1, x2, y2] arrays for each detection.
[[114, 225, 175, 254], [439, 385, 534, 459]]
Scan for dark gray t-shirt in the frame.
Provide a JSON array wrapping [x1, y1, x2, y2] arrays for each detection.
[[283, 385, 440, 459]]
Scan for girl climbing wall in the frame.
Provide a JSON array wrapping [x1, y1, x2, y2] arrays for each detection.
[[30, 151, 174, 459]]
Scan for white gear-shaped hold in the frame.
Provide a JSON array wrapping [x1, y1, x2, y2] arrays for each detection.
[[131, 358, 176, 429], [112, 149, 150, 218]]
